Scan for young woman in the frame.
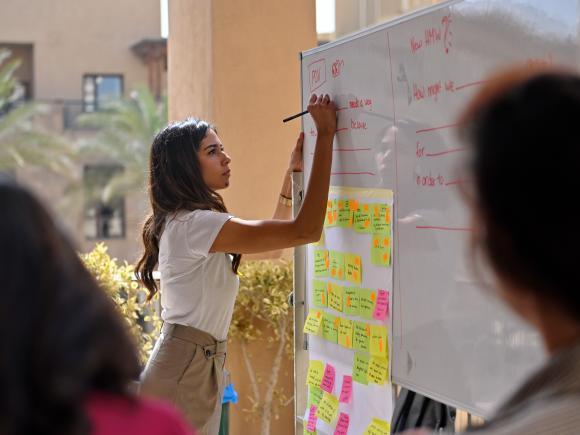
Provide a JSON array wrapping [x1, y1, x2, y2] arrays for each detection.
[[0, 178, 193, 435], [136, 94, 337, 433]]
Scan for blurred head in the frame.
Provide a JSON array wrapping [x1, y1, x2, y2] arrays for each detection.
[[459, 67, 580, 329], [136, 119, 240, 300], [0, 178, 140, 435]]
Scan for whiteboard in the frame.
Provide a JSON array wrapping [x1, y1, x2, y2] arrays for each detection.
[[299, 0, 578, 418]]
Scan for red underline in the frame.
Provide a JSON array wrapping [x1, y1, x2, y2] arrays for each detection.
[[337, 127, 349, 132], [455, 79, 490, 91], [425, 147, 468, 157], [309, 147, 372, 156], [416, 226, 474, 232], [331, 171, 376, 176], [337, 106, 349, 111], [416, 122, 462, 134], [444, 179, 470, 186]]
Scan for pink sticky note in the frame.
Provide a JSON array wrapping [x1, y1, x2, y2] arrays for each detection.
[[320, 363, 336, 393], [307, 405, 318, 431], [339, 375, 353, 403], [373, 289, 389, 321], [334, 412, 350, 435]]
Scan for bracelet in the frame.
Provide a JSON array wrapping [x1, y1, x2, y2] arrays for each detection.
[[279, 194, 292, 207]]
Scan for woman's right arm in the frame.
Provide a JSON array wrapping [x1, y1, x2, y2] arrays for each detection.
[[210, 94, 336, 255]]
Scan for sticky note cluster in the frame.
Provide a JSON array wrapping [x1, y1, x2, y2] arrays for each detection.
[[314, 249, 362, 285], [323, 199, 393, 268], [311, 285, 390, 321], [363, 418, 391, 435], [353, 352, 389, 385]]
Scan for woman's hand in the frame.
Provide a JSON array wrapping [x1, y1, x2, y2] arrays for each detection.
[[308, 93, 337, 137], [288, 132, 304, 172]]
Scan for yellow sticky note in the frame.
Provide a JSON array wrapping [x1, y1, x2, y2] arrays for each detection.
[[353, 321, 370, 352], [328, 282, 344, 312], [367, 356, 388, 385], [303, 310, 323, 335], [306, 360, 324, 387], [337, 318, 353, 348], [370, 325, 388, 358], [345, 253, 362, 286], [316, 392, 339, 424], [363, 418, 391, 435]]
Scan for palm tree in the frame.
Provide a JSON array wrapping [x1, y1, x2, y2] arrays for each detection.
[[0, 49, 72, 174], [76, 87, 167, 204]]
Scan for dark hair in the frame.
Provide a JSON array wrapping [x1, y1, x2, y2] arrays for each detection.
[[459, 67, 580, 321], [0, 178, 141, 435], [136, 118, 241, 300]]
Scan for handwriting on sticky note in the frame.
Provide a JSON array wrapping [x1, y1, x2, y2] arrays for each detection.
[[338, 318, 353, 349], [306, 360, 324, 387], [372, 203, 391, 234], [307, 405, 318, 432], [314, 249, 329, 277], [334, 412, 350, 435], [322, 312, 338, 343], [353, 353, 369, 384], [368, 356, 388, 385], [344, 287, 360, 316], [321, 363, 336, 393], [328, 282, 344, 312], [363, 418, 391, 435], [325, 199, 338, 227], [359, 289, 376, 319], [316, 392, 339, 424], [373, 289, 389, 321], [370, 325, 388, 358], [313, 280, 327, 308], [309, 385, 324, 406], [329, 250, 345, 280], [303, 310, 322, 335], [339, 375, 353, 403], [338, 200, 353, 228], [353, 321, 370, 352], [345, 254, 362, 286]]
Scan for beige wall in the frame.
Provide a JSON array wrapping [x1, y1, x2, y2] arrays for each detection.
[[0, 0, 160, 100], [0, 0, 162, 262]]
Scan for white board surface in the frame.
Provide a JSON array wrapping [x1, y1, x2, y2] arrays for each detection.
[[299, 0, 578, 418]]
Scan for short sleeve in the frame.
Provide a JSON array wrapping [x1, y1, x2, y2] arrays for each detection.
[[185, 210, 233, 257]]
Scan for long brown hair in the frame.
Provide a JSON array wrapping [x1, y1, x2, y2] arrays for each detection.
[[136, 118, 241, 300]]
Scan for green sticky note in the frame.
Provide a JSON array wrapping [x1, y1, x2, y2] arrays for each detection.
[[324, 199, 338, 228], [367, 356, 389, 385], [352, 203, 372, 234], [337, 199, 353, 228], [312, 280, 327, 308], [370, 325, 388, 358], [314, 249, 329, 278], [306, 360, 325, 387], [371, 203, 391, 234], [329, 251, 345, 281], [359, 289, 377, 319], [328, 282, 343, 313], [345, 253, 362, 286], [353, 321, 370, 352], [353, 353, 369, 385], [371, 234, 391, 267], [343, 287, 360, 316], [308, 385, 324, 406], [338, 318, 353, 348], [322, 312, 338, 343], [316, 392, 339, 424]]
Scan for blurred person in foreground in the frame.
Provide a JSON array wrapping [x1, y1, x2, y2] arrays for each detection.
[[403, 67, 580, 435], [0, 177, 194, 435]]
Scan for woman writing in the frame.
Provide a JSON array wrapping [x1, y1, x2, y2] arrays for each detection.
[[137, 94, 337, 433]]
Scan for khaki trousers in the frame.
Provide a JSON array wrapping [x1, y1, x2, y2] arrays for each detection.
[[140, 323, 227, 435]]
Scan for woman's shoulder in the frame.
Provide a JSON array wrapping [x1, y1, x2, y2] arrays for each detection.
[[86, 392, 195, 435], [167, 209, 232, 227]]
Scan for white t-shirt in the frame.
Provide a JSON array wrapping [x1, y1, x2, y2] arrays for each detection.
[[158, 209, 239, 341]]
